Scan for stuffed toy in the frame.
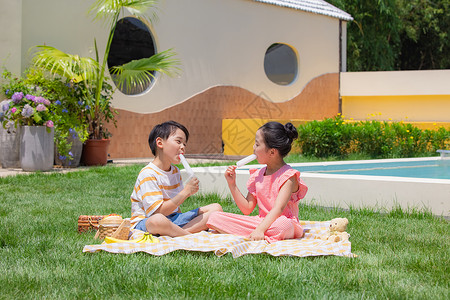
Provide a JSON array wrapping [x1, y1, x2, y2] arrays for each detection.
[[320, 218, 350, 242]]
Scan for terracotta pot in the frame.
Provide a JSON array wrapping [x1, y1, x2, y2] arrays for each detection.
[[81, 139, 110, 166]]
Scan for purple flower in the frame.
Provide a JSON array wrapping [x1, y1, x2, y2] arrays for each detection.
[[21, 104, 34, 117], [25, 94, 35, 101], [12, 92, 24, 103], [55, 100, 62, 105], [36, 104, 46, 112], [68, 151, 73, 157], [34, 96, 44, 104], [2, 101, 10, 112], [62, 109, 68, 113], [59, 155, 66, 161], [45, 120, 54, 128], [11, 107, 17, 114], [43, 98, 50, 106], [77, 101, 83, 105]]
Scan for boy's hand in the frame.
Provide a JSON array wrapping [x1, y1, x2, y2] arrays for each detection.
[[224, 165, 238, 186], [184, 177, 199, 196]]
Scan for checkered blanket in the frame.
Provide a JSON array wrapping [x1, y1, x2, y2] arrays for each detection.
[[82, 220, 355, 258]]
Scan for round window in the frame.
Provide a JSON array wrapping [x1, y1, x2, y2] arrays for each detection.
[[107, 17, 156, 95], [264, 43, 298, 85]]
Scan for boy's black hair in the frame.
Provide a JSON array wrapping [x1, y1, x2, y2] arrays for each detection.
[[148, 121, 189, 156], [259, 122, 298, 157]]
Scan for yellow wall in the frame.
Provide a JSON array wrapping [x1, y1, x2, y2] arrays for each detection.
[[223, 119, 307, 155], [342, 95, 450, 122], [340, 70, 450, 123]]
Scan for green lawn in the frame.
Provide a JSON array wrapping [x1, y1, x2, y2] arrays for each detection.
[[0, 164, 448, 299]]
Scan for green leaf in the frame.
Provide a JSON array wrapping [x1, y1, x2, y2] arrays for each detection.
[[32, 45, 99, 85], [109, 48, 180, 93], [33, 113, 42, 124]]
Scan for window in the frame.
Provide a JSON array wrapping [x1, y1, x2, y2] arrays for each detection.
[[264, 43, 298, 85], [107, 17, 156, 95]]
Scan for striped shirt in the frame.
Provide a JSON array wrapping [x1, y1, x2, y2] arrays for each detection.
[[130, 162, 183, 227]]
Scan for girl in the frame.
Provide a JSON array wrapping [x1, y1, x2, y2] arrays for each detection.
[[206, 122, 308, 243]]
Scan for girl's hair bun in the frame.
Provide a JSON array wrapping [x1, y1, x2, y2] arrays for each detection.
[[284, 122, 298, 141]]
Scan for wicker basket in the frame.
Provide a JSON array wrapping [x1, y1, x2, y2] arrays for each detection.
[[77, 215, 105, 233], [94, 218, 130, 240]]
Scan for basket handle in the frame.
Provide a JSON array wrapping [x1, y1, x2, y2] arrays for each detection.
[[94, 226, 101, 239], [88, 216, 100, 230]]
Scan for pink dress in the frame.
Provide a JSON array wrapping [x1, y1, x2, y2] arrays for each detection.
[[206, 164, 308, 243]]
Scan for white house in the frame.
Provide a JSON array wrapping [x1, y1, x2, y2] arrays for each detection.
[[0, 0, 352, 158]]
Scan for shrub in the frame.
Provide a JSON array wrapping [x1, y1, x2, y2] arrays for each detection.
[[296, 115, 450, 159], [297, 115, 354, 157]]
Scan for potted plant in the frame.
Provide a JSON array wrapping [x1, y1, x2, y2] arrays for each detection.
[[1, 68, 89, 168], [32, 0, 180, 166], [0, 76, 56, 171]]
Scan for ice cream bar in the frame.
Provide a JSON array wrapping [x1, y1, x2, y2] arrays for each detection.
[[179, 154, 194, 179], [236, 154, 257, 167]]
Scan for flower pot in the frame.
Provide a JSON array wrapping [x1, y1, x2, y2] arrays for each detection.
[[20, 125, 54, 171], [54, 134, 83, 168], [81, 139, 110, 166], [0, 125, 21, 168]]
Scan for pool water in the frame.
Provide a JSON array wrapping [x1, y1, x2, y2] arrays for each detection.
[[294, 159, 450, 180]]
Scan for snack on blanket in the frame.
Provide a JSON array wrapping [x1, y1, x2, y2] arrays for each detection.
[[104, 232, 159, 244], [320, 218, 350, 242], [100, 214, 123, 224], [95, 214, 130, 240]]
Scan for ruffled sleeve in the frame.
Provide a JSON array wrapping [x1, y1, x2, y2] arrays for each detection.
[[246, 168, 261, 197], [277, 167, 308, 202]]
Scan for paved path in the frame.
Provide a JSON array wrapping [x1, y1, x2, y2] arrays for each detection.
[[0, 156, 236, 178]]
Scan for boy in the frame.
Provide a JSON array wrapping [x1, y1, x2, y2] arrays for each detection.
[[130, 121, 222, 237]]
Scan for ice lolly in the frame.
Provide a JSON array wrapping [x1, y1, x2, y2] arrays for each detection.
[[179, 154, 194, 179], [236, 154, 257, 167]]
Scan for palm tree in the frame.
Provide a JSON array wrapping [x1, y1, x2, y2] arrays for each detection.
[[32, 0, 179, 139]]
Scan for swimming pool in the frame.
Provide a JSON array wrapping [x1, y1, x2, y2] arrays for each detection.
[[293, 158, 450, 180], [184, 157, 450, 217]]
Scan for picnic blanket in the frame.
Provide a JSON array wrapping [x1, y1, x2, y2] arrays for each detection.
[[82, 220, 355, 258]]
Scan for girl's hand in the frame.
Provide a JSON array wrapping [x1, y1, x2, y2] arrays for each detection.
[[184, 177, 199, 196], [249, 228, 265, 241], [224, 165, 238, 185]]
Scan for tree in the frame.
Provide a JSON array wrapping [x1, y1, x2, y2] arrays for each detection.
[[329, 0, 401, 71], [329, 0, 450, 71], [397, 0, 450, 70]]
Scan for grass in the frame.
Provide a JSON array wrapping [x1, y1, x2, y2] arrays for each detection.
[[0, 164, 449, 299]]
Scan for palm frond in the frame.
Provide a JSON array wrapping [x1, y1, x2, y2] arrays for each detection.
[[110, 48, 180, 93], [32, 46, 98, 84], [89, 0, 158, 24]]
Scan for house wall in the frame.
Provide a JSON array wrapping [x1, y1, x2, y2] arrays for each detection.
[[2, 0, 344, 158], [105, 0, 344, 158], [223, 70, 450, 156], [108, 73, 339, 158], [0, 0, 22, 75], [340, 70, 450, 122]]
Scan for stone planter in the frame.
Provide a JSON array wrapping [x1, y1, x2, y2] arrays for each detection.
[[54, 134, 83, 168], [0, 125, 21, 168], [20, 125, 54, 171]]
